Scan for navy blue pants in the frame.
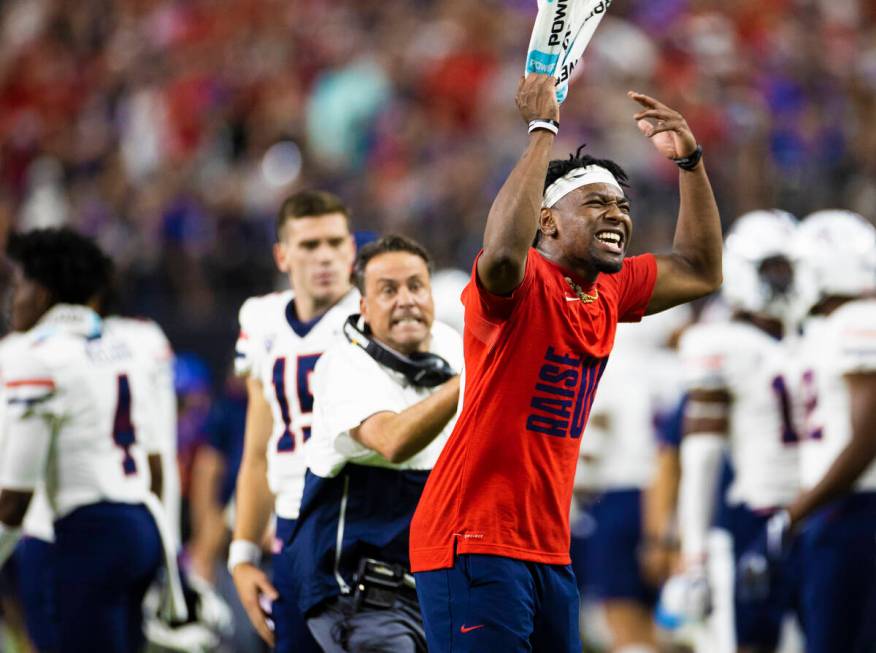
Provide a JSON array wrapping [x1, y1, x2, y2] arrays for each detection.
[[798, 492, 876, 653], [273, 517, 320, 653], [14, 536, 58, 652], [415, 554, 580, 652], [570, 489, 657, 605], [726, 503, 801, 650], [54, 502, 162, 653]]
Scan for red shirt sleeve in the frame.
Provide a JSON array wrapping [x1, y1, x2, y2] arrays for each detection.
[[616, 253, 658, 322], [464, 250, 537, 322]]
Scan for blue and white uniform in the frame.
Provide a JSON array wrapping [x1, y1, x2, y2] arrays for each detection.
[[284, 320, 462, 626], [794, 300, 876, 653], [679, 319, 801, 650], [570, 313, 685, 608], [0, 305, 182, 653], [234, 288, 359, 652]]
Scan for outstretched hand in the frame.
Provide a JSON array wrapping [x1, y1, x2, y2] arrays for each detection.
[[629, 91, 697, 160], [517, 74, 560, 125]]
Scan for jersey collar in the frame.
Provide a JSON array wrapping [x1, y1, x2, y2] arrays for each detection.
[[35, 304, 103, 340]]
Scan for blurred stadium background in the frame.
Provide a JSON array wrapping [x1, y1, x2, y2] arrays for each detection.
[[1, 1, 875, 651], [1, 0, 874, 379]]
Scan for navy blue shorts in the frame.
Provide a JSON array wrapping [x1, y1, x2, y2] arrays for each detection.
[[273, 517, 320, 653], [14, 537, 58, 652], [54, 502, 162, 653], [570, 489, 657, 605], [798, 492, 876, 653], [726, 503, 801, 649], [415, 554, 580, 652]]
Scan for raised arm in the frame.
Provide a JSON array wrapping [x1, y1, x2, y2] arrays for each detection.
[[628, 93, 723, 314], [478, 74, 559, 295]]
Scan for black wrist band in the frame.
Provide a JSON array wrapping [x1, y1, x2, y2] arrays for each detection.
[[673, 144, 703, 171], [528, 119, 559, 135]]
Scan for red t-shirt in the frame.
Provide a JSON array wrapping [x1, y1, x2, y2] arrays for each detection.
[[409, 249, 657, 571]]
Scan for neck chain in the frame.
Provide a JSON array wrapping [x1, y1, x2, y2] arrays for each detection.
[[564, 276, 599, 303]]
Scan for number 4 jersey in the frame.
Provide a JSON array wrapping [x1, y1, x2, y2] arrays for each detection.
[[235, 289, 360, 520], [0, 305, 161, 518], [679, 319, 800, 510]]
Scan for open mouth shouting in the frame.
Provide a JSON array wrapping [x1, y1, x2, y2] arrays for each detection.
[[594, 228, 625, 255]]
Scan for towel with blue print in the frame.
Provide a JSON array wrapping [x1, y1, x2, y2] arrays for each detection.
[[525, 0, 612, 103]]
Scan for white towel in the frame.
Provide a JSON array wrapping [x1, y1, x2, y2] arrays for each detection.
[[143, 492, 189, 623], [525, 0, 613, 103]]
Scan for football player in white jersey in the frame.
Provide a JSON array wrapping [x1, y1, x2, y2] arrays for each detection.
[[103, 315, 180, 543], [228, 190, 358, 650], [748, 210, 876, 653], [666, 210, 802, 653], [570, 306, 688, 653], [0, 228, 183, 653]]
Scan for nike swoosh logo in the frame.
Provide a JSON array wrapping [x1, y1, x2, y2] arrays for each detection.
[[460, 624, 485, 634]]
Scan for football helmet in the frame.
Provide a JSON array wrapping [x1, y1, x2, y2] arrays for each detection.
[[792, 210, 876, 311], [721, 210, 799, 320]]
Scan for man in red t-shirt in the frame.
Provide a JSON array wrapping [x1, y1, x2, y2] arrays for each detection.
[[410, 74, 723, 652]]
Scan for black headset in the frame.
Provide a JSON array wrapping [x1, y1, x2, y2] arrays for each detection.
[[343, 315, 456, 388]]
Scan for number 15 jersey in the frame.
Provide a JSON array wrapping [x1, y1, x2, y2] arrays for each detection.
[[235, 289, 360, 519]]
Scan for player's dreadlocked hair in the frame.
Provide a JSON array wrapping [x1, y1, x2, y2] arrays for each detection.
[[535, 145, 632, 246], [7, 228, 114, 304], [544, 144, 631, 192]]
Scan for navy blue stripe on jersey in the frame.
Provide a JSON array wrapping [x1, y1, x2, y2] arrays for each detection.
[[7, 396, 52, 407], [285, 299, 324, 338], [284, 465, 430, 615]]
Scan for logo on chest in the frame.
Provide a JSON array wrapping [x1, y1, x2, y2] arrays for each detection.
[[526, 346, 607, 439]]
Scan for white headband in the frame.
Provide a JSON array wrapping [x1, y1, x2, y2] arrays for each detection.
[[542, 165, 623, 208]]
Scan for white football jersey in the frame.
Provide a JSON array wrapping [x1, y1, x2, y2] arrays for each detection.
[[234, 289, 360, 519], [308, 320, 463, 478], [796, 299, 876, 491], [103, 316, 180, 544], [0, 305, 160, 520], [680, 320, 799, 509], [0, 333, 53, 541], [578, 325, 684, 491]]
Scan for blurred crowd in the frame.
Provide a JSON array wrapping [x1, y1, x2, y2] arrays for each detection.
[[1, 0, 875, 376]]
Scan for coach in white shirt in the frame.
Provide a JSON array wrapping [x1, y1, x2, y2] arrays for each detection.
[[283, 234, 462, 653]]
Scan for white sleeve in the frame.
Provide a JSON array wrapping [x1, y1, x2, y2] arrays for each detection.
[[141, 324, 176, 456], [312, 349, 403, 446], [0, 353, 56, 491], [234, 298, 262, 378], [678, 434, 727, 561], [835, 304, 876, 375], [153, 351, 178, 456], [679, 327, 729, 391]]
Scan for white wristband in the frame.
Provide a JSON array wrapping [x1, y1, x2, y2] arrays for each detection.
[[528, 119, 559, 135], [0, 523, 22, 568], [227, 539, 261, 574]]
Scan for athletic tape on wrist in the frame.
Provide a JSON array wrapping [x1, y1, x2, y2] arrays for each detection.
[[528, 119, 559, 135], [228, 539, 262, 574]]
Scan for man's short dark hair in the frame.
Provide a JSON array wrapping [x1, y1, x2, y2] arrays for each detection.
[[353, 234, 433, 293], [277, 190, 350, 240], [7, 227, 113, 304], [536, 145, 631, 246]]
